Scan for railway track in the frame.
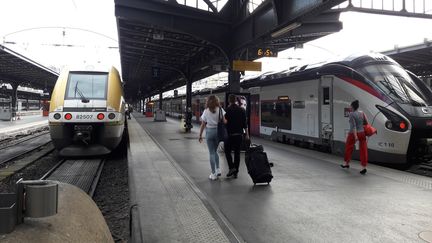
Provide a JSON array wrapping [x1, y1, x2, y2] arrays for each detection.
[[41, 158, 105, 197], [406, 159, 432, 177], [0, 130, 49, 150], [0, 132, 52, 166]]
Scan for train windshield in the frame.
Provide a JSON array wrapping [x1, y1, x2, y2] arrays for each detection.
[[66, 73, 108, 100], [358, 64, 432, 106]]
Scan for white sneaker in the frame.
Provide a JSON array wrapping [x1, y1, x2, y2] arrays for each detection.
[[216, 168, 221, 176], [209, 173, 218, 180]]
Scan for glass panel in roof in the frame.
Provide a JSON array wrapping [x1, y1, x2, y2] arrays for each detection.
[[248, 0, 265, 13], [175, 0, 228, 12]]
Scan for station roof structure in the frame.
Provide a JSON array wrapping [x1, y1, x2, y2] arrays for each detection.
[[115, 0, 346, 100], [0, 44, 58, 91], [382, 41, 432, 77]]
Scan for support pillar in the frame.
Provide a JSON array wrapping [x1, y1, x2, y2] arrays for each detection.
[[228, 69, 241, 93], [185, 70, 193, 132], [159, 92, 163, 110], [11, 83, 18, 120]]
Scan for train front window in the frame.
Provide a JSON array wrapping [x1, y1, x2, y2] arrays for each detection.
[[66, 73, 108, 100], [358, 64, 432, 106]]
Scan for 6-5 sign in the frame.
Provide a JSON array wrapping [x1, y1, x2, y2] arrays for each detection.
[[255, 48, 278, 58]]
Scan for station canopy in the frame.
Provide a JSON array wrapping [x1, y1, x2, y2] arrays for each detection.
[[0, 44, 58, 91], [115, 0, 345, 100], [382, 41, 432, 77]]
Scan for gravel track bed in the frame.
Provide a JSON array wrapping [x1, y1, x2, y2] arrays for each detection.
[[0, 150, 60, 192], [93, 154, 130, 242]]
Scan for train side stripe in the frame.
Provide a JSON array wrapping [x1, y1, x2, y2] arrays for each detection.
[[338, 76, 384, 101]]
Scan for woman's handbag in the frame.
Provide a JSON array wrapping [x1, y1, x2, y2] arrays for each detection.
[[217, 108, 228, 142], [363, 112, 377, 137]]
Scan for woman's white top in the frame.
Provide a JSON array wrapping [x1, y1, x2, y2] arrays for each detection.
[[200, 107, 225, 128]]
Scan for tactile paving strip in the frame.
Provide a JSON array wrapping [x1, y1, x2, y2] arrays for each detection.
[[47, 159, 101, 193], [130, 120, 230, 243]]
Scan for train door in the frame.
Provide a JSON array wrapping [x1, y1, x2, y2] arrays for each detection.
[[250, 94, 260, 136], [320, 76, 333, 142]]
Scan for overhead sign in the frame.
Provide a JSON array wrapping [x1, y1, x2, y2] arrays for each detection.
[[253, 48, 278, 58], [232, 60, 262, 72]]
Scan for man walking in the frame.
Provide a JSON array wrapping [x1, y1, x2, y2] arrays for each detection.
[[224, 94, 249, 178]]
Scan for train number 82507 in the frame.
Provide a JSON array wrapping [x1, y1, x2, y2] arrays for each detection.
[[76, 114, 93, 120]]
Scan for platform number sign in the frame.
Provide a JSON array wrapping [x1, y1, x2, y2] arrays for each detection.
[[256, 48, 277, 57], [152, 67, 160, 79]]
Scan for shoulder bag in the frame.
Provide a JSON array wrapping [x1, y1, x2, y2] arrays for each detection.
[[363, 112, 377, 137], [217, 108, 228, 142]]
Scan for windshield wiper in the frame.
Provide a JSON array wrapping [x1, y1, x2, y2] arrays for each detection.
[[74, 81, 90, 103]]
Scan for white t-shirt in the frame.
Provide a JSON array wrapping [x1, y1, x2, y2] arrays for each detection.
[[200, 107, 225, 128]]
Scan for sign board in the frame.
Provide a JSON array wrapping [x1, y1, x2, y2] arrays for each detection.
[[232, 60, 262, 72], [251, 48, 278, 58], [152, 67, 160, 79]]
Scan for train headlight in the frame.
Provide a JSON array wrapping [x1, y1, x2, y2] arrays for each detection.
[[64, 113, 72, 120], [385, 121, 393, 129], [376, 105, 408, 132], [399, 122, 406, 130], [53, 113, 61, 120], [97, 113, 105, 120], [108, 113, 115, 119]]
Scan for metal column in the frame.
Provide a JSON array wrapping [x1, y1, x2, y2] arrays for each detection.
[[185, 72, 193, 132], [11, 83, 18, 120], [228, 69, 241, 93], [159, 92, 163, 110]]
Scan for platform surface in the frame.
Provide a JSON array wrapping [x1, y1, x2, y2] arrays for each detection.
[[0, 115, 47, 139], [132, 113, 432, 243]]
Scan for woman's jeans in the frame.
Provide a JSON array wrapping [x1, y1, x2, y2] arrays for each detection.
[[205, 128, 219, 174]]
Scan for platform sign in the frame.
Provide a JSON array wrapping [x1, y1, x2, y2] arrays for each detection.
[[232, 60, 262, 72]]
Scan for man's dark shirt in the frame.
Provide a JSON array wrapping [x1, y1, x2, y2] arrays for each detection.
[[224, 104, 247, 135]]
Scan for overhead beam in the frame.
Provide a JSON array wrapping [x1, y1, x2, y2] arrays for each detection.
[[334, 6, 432, 19], [115, 0, 230, 48], [202, 0, 217, 13]]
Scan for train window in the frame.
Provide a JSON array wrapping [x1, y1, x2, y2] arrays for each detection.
[[358, 64, 432, 106], [261, 100, 291, 130], [323, 87, 330, 105], [65, 73, 108, 100]]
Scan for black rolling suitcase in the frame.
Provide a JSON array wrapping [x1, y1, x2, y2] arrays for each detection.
[[245, 144, 273, 185]]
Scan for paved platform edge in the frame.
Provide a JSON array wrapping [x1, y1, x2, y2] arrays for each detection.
[[0, 120, 48, 140], [127, 116, 243, 243]]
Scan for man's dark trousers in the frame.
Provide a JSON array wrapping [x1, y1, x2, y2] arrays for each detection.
[[224, 134, 243, 171]]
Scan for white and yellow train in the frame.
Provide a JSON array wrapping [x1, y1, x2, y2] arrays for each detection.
[[49, 67, 126, 156]]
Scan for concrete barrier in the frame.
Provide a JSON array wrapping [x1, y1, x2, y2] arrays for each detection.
[[0, 182, 114, 243]]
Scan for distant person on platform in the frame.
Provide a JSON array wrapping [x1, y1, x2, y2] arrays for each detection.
[[225, 94, 249, 178]]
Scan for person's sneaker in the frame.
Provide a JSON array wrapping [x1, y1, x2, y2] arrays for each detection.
[[226, 169, 236, 177], [360, 169, 367, 175], [216, 168, 221, 176], [209, 173, 218, 180], [340, 164, 350, 169]]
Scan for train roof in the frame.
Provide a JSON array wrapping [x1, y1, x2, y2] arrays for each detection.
[[241, 53, 400, 88], [161, 53, 401, 100]]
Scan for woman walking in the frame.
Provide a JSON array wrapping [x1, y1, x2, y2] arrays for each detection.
[[341, 100, 368, 175], [199, 95, 225, 180]]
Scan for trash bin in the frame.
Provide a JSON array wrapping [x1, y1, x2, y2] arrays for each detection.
[[0, 193, 17, 234], [25, 181, 58, 218]]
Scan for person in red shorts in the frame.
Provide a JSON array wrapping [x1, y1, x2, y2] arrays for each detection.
[[341, 100, 368, 175]]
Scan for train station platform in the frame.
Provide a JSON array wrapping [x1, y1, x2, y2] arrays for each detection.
[[129, 113, 432, 243], [0, 115, 48, 140]]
